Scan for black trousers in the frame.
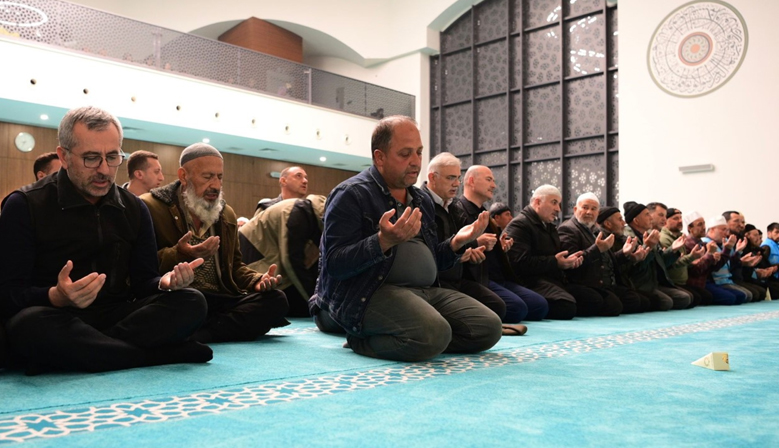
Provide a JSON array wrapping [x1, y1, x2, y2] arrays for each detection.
[[193, 289, 289, 343], [441, 279, 507, 322], [678, 284, 712, 307], [762, 279, 779, 300], [736, 281, 765, 302], [5, 289, 208, 373], [611, 285, 651, 314], [0, 320, 7, 369], [284, 286, 312, 318], [532, 279, 622, 320]]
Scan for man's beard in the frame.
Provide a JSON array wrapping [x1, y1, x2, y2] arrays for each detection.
[[182, 183, 224, 227], [579, 216, 596, 229]]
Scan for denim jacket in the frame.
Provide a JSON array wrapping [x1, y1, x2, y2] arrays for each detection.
[[310, 165, 459, 334]]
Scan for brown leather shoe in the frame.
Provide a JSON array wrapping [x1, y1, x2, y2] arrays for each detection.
[[501, 324, 528, 336]]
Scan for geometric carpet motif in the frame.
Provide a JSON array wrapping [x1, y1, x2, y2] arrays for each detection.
[[2, 310, 778, 444]]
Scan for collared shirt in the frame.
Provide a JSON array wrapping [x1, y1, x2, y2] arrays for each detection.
[[425, 184, 453, 212]]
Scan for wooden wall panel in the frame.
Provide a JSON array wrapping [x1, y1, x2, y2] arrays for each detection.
[[0, 121, 354, 218], [218, 17, 303, 63]]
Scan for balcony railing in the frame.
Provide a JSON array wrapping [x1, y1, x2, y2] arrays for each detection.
[[0, 0, 415, 119]]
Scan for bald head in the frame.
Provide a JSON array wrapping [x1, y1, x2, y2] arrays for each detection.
[[462, 165, 495, 206], [280, 166, 308, 199]]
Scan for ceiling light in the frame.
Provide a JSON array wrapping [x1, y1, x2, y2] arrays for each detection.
[[40, 114, 48, 120], [319, 156, 327, 162], [202, 138, 210, 143]]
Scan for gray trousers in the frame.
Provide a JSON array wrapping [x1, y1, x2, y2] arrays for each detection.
[[657, 286, 693, 310], [347, 284, 502, 362], [721, 283, 754, 302]]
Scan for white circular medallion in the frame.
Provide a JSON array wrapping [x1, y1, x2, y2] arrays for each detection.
[[648, 1, 748, 98]]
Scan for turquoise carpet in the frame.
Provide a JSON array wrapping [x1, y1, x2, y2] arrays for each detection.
[[2, 302, 779, 446]]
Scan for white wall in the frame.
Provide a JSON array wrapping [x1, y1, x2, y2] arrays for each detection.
[[0, 39, 377, 163], [621, 0, 779, 231]]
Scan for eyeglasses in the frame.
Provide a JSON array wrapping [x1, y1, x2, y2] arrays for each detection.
[[434, 172, 461, 183], [63, 147, 125, 168]]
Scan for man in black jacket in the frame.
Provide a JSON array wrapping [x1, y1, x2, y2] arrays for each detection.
[[504, 184, 604, 320], [422, 153, 506, 321], [0, 106, 210, 375], [622, 201, 692, 310], [559, 193, 645, 314], [456, 165, 548, 323]]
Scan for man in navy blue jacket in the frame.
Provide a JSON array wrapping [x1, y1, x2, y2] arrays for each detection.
[[0, 106, 210, 374], [310, 116, 501, 362]]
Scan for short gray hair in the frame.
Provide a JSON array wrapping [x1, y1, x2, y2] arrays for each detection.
[[427, 152, 461, 176], [58, 106, 123, 150], [531, 184, 561, 201], [576, 192, 600, 206]]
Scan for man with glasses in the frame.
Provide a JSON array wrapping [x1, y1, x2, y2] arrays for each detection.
[[421, 153, 508, 323], [0, 106, 211, 374]]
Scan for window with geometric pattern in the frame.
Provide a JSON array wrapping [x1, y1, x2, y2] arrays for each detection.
[[430, 0, 618, 217]]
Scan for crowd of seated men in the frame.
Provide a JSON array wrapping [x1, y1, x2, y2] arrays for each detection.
[[0, 107, 776, 374]]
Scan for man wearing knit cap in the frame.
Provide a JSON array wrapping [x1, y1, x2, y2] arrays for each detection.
[[596, 206, 651, 310], [622, 201, 692, 310], [142, 143, 289, 343], [659, 208, 708, 307], [558, 193, 645, 314]]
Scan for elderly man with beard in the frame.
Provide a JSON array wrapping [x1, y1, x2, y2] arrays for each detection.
[[142, 143, 289, 343], [658, 207, 708, 307], [504, 185, 607, 320], [558, 193, 645, 315]]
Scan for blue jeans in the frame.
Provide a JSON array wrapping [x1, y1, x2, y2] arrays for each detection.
[[705, 282, 747, 305], [346, 284, 502, 362], [489, 281, 549, 322]]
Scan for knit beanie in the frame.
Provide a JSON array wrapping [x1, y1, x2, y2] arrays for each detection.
[[623, 201, 646, 224], [597, 206, 620, 224]]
